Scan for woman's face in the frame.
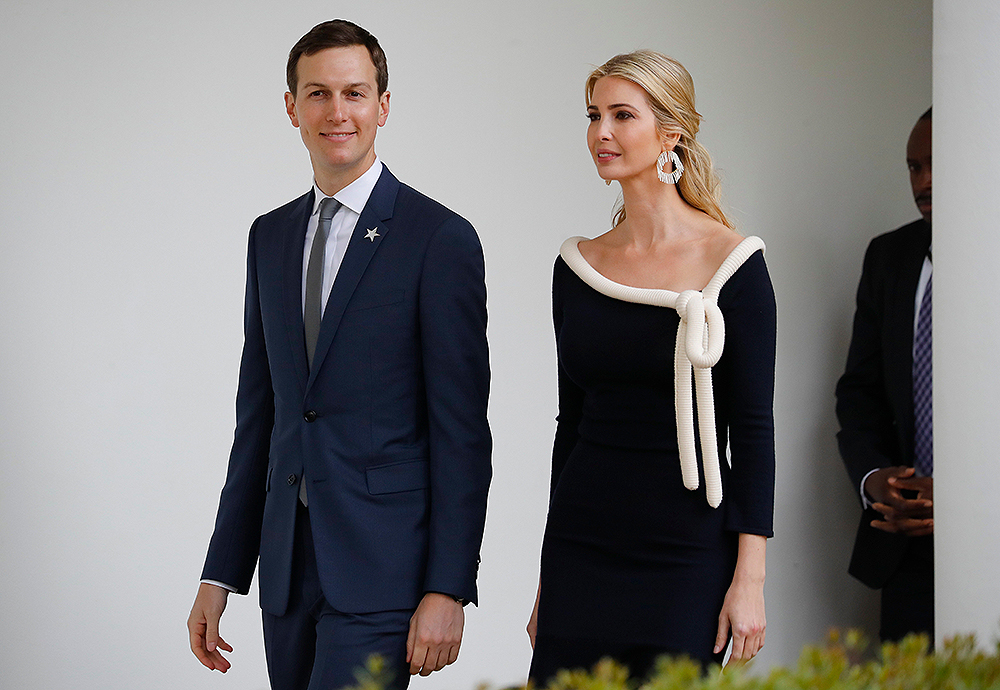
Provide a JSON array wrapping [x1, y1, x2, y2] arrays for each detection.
[[587, 76, 665, 184]]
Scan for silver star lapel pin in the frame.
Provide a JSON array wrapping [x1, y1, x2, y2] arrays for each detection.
[[364, 227, 380, 242]]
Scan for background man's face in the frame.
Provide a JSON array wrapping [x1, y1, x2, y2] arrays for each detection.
[[907, 117, 932, 224], [284, 45, 390, 192]]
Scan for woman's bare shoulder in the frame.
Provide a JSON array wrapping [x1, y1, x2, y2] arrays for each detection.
[[702, 220, 744, 266], [578, 227, 621, 263]]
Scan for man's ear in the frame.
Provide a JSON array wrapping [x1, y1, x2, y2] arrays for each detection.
[[285, 92, 300, 128], [377, 90, 390, 127]]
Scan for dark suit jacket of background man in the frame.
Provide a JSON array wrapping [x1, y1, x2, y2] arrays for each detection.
[[200, 164, 492, 616], [836, 218, 931, 591]]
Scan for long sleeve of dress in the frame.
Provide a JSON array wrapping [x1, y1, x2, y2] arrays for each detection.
[[550, 258, 585, 502], [714, 252, 777, 537]]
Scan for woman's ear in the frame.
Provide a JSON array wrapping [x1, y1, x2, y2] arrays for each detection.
[[660, 130, 682, 150]]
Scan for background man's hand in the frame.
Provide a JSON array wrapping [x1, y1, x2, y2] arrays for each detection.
[[187, 583, 233, 672], [865, 466, 933, 536], [406, 592, 464, 677]]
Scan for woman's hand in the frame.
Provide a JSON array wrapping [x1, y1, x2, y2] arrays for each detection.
[[715, 572, 765, 663], [526, 582, 541, 649], [715, 533, 766, 665]]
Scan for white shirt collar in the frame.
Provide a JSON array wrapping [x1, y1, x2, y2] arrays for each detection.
[[310, 157, 384, 216]]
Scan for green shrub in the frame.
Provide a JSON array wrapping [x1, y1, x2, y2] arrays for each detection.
[[348, 630, 1000, 690]]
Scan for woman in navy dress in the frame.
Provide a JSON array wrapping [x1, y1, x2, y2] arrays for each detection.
[[527, 51, 776, 684]]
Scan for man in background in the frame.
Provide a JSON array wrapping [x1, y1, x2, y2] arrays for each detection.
[[186, 20, 492, 689], [836, 108, 933, 642]]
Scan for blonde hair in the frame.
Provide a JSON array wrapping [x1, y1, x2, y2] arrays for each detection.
[[586, 50, 734, 229]]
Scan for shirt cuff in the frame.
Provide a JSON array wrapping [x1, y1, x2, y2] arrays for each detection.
[[860, 468, 880, 509], [426, 590, 469, 606], [200, 579, 238, 593]]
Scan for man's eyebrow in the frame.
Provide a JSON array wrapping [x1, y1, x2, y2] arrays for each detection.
[[299, 81, 374, 94]]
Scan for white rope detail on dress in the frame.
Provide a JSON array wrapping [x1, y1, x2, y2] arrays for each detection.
[[559, 235, 766, 508]]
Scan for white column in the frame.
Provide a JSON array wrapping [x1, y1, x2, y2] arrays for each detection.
[[934, 0, 1000, 645]]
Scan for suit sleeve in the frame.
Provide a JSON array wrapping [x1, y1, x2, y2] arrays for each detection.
[[418, 215, 492, 605], [550, 258, 584, 503], [200, 219, 274, 594], [835, 238, 900, 494]]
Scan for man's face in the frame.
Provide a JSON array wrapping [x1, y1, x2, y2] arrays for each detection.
[[285, 45, 390, 194], [907, 117, 932, 224]]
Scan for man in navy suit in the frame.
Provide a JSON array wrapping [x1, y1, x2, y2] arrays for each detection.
[[836, 108, 933, 642], [186, 20, 492, 689]]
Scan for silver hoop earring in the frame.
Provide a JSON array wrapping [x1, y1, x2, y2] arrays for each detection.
[[657, 150, 684, 184]]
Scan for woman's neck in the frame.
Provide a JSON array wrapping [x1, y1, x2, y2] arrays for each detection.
[[617, 171, 700, 246]]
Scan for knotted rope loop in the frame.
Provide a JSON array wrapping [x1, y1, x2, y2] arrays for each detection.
[[674, 290, 725, 369]]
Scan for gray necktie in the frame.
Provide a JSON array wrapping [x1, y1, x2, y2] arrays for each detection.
[[304, 197, 340, 369], [300, 196, 339, 507]]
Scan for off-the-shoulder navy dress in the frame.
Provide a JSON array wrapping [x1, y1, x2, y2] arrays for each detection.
[[529, 242, 776, 683]]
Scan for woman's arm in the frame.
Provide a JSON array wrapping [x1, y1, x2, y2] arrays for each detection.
[[529, 259, 586, 647], [719, 251, 776, 536], [713, 253, 775, 663], [549, 258, 585, 500], [527, 581, 541, 649], [714, 533, 766, 663]]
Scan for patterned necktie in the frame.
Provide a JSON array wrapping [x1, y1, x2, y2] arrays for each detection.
[[304, 197, 340, 369], [912, 271, 933, 476]]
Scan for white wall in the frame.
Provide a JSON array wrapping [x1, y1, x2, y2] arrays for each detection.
[[935, 1, 1000, 645], [0, 1, 931, 688]]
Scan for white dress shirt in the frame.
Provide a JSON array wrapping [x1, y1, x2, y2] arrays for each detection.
[[302, 158, 384, 317]]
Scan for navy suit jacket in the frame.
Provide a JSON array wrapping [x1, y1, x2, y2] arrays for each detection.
[[835, 219, 931, 588], [201, 166, 492, 616]]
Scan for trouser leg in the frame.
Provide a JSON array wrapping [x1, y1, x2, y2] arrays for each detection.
[[880, 535, 934, 644], [262, 504, 412, 690], [308, 607, 412, 690]]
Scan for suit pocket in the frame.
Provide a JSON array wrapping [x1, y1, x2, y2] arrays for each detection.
[[365, 458, 429, 495], [346, 289, 405, 312]]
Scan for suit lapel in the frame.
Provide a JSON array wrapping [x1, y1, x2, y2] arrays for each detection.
[[282, 190, 315, 393], [307, 167, 400, 389]]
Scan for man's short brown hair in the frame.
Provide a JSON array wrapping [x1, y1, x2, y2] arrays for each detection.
[[286, 20, 388, 96]]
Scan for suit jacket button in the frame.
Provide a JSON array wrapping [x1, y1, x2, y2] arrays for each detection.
[[304, 410, 317, 422], [286, 474, 297, 486]]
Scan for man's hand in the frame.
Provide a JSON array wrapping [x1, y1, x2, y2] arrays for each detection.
[[865, 466, 933, 536], [406, 592, 464, 677], [187, 583, 233, 672]]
